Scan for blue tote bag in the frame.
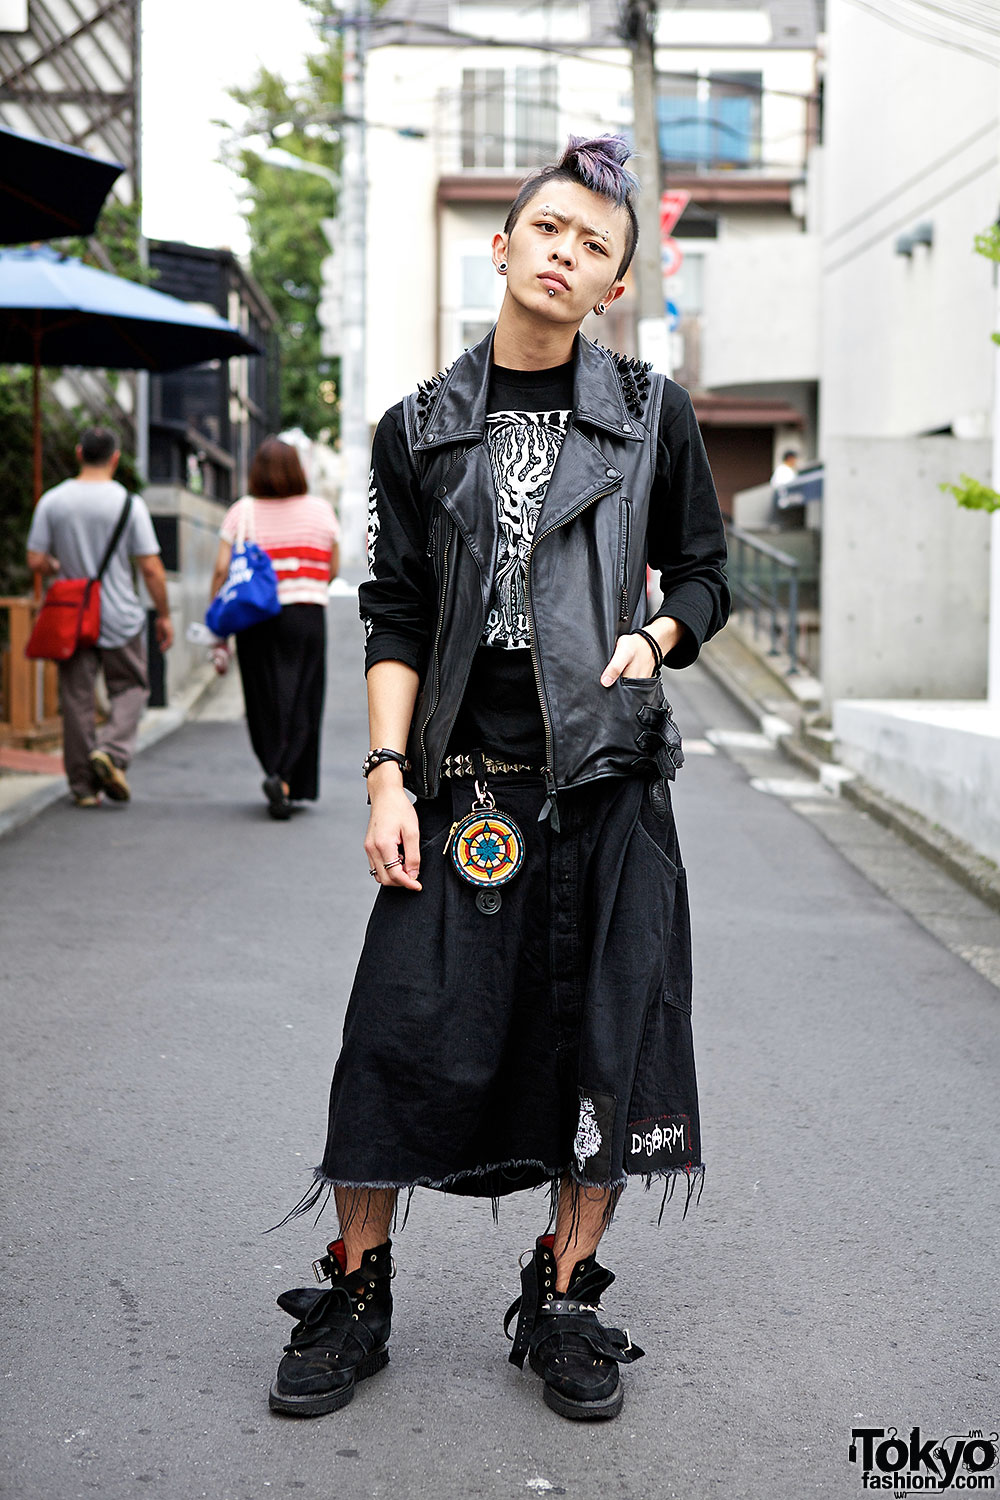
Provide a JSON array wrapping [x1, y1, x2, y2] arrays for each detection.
[[206, 497, 282, 636]]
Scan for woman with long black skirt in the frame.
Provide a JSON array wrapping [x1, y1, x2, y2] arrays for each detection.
[[210, 437, 340, 819]]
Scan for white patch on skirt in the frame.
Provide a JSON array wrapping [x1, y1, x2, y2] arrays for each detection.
[[573, 1096, 602, 1171]]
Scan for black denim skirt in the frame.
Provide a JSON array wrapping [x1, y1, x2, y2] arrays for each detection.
[[287, 771, 702, 1223]]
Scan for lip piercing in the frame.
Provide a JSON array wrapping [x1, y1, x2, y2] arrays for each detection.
[[548, 289, 555, 297]]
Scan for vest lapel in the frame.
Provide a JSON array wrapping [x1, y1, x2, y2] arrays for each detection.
[[533, 423, 623, 544]]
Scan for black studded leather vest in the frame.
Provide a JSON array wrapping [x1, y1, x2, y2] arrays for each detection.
[[392, 330, 683, 816]]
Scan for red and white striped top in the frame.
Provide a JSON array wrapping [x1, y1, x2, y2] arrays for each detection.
[[221, 495, 340, 607]]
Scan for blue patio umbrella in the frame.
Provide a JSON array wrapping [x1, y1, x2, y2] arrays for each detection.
[[0, 125, 124, 244], [0, 244, 262, 500]]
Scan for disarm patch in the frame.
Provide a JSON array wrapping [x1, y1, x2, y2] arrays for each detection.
[[625, 1114, 692, 1172]]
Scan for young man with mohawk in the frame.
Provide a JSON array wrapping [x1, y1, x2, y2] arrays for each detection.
[[269, 135, 729, 1423]]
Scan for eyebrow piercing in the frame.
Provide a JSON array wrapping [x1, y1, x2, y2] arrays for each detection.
[[538, 204, 610, 242]]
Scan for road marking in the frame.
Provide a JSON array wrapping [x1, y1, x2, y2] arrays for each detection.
[[706, 729, 773, 751], [682, 738, 716, 755], [750, 776, 832, 799]]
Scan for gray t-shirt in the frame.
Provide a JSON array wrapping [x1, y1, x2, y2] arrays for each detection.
[[27, 479, 160, 649]]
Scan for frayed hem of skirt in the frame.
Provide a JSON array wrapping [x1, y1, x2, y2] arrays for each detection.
[[267, 1159, 705, 1234]]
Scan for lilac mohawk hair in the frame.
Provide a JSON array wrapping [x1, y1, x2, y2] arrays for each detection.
[[559, 134, 640, 205], [504, 133, 641, 278]]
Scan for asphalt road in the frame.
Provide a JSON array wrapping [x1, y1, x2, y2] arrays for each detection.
[[2, 598, 998, 1500]]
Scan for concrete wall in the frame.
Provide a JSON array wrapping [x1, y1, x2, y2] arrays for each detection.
[[834, 701, 1000, 867], [144, 485, 226, 697], [701, 232, 820, 389], [820, 436, 991, 705], [820, 1, 1000, 446]]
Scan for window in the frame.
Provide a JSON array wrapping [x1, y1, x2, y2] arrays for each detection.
[[461, 319, 495, 349], [461, 253, 497, 308], [657, 72, 762, 169], [514, 65, 558, 166], [668, 251, 704, 317], [460, 66, 558, 170], [461, 69, 505, 168]]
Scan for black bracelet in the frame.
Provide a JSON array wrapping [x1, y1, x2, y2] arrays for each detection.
[[634, 627, 664, 674], [362, 747, 411, 779]]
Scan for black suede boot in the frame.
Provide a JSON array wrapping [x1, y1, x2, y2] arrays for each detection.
[[504, 1233, 644, 1421], [269, 1238, 392, 1416]]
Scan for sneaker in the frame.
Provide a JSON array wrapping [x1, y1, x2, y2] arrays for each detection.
[[72, 793, 102, 808], [89, 750, 130, 802]]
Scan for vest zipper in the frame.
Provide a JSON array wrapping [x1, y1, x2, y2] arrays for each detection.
[[417, 513, 450, 794], [526, 479, 621, 830], [416, 514, 484, 796], [617, 497, 631, 621]]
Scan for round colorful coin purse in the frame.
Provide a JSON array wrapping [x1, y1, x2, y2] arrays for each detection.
[[450, 804, 525, 889]]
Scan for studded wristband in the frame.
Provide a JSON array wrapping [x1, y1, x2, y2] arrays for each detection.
[[362, 747, 411, 779]]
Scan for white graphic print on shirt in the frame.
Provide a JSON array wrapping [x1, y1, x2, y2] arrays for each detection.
[[362, 466, 378, 640], [483, 409, 570, 649]]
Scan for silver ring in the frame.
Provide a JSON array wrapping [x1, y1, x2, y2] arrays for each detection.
[[382, 857, 404, 871]]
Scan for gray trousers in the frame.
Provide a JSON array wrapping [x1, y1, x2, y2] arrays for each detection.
[[58, 630, 149, 797]]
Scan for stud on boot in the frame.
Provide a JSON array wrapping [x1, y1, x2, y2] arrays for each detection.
[[503, 1233, 644, 1422], [269, 1238, 392, 1417]]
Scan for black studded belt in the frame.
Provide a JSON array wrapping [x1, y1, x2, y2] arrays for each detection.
[[439, 752, 539, 779]]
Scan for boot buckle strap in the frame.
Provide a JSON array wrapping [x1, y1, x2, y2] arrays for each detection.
[[312, 1255, 335, 1284]]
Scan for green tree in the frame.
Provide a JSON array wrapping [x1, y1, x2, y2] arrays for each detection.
[[223, 2, 345, 440], [941, 224, 1000, 514], [62, 198, 157, 284]]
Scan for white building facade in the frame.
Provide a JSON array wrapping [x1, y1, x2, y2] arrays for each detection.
[[357, 0, 822, 510], [817, 0, 1000, 861]]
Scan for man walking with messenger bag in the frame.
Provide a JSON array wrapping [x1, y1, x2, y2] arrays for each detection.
[[26, 427, 174, 807]]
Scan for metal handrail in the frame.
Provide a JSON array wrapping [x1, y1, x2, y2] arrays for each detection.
[[725, 524, 801, 673]]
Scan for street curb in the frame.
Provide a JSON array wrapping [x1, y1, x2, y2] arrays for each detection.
[[0, 661, 220, 844], [840, 776, 1000, 917], [699, 635, 1000, 919]]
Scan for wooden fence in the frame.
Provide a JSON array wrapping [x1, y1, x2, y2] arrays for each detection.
[[0, 598, 60, 745]]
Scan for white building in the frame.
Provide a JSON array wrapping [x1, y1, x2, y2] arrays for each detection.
[[357, 0, 822, 510], [817, 0, 1000, 862]]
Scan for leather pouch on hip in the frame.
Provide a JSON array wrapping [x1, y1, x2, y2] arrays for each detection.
[[632, 701, 685, 817]]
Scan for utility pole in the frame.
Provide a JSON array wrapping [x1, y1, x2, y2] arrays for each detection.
[[621, 0, 669, 375], [338, 0, 370, 565]]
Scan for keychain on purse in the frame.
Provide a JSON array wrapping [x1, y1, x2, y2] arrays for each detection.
[[445, 751, 525, 916]]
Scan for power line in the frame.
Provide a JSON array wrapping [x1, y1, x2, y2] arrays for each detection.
[[841, 0, 1000, 66], [361, 14, 822, 104], [824, 116, 998, 246], [887, 0, 1000, 41], [823, 154, 998, 276]]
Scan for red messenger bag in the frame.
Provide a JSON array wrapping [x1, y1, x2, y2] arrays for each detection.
[[25, 495, 134, 662]]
